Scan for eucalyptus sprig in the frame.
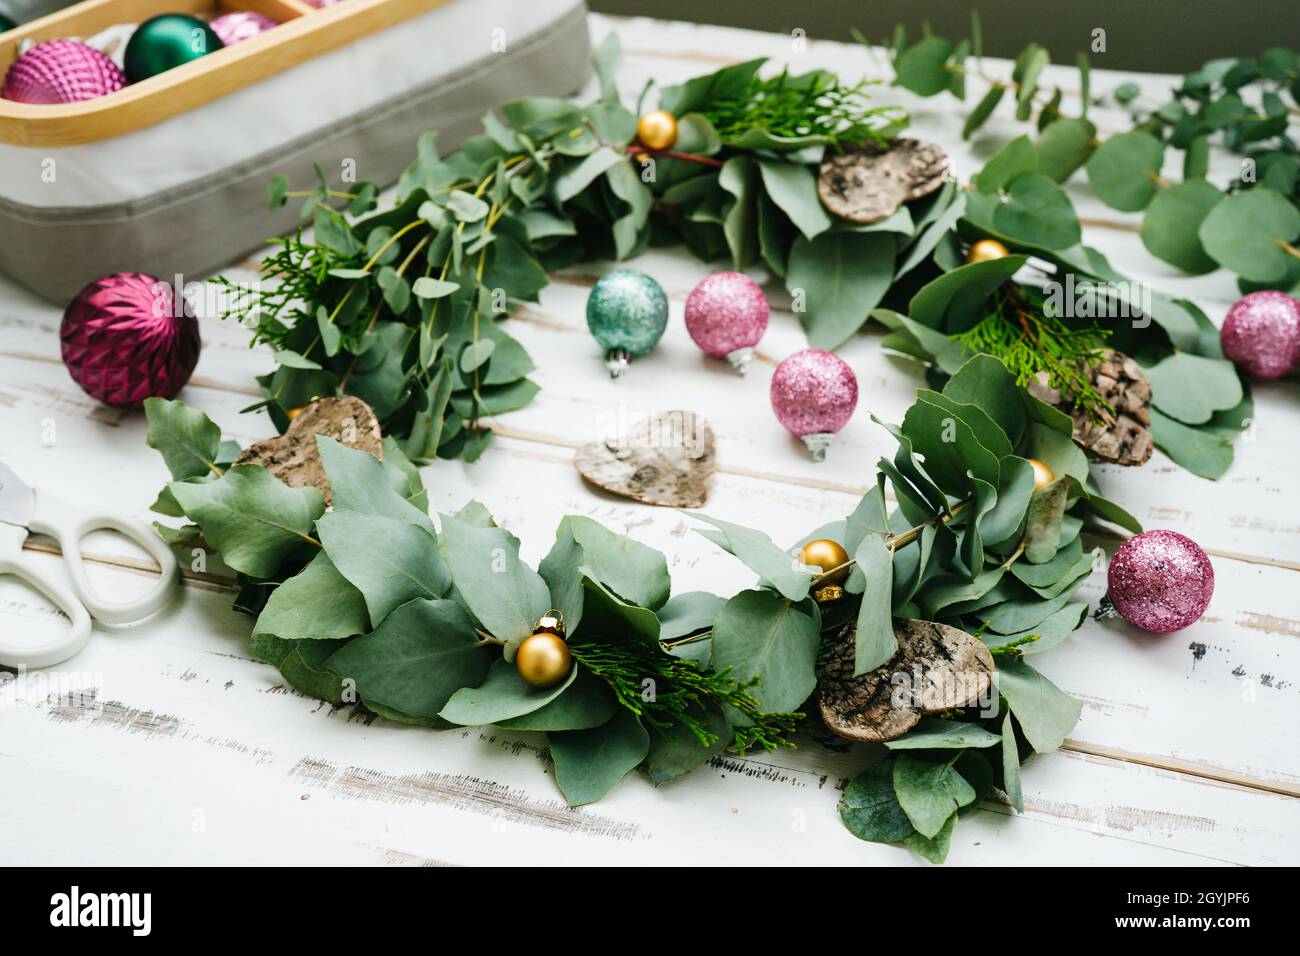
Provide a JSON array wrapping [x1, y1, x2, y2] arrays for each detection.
[[875, 14, 1300, 290]]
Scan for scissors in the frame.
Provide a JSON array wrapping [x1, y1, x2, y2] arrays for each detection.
[[0, 460, 178, 668]]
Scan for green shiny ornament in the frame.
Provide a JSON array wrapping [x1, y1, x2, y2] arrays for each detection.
[[0, 13, 17, 32], [123, 14, 223, 83], [586, 268, 669, 377]]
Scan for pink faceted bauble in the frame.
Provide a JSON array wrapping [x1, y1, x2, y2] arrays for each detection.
[[1, 40, 126, 104], [684, 271, 769, 374], [210, 12, 278, 46], [1107, 530, 1214, 634], [771, 349, 858, 460], [61, 273, 201, 408], [1220, 290, 1300, 381]]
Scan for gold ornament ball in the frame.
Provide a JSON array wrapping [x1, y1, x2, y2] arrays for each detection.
[[966, 239, 1010, 264], [515, 631, 572, 688], [800, 538, 850, 584], [1027, 457, 1055, 490], [285, 405, 307, 421], [637, 109, 678, 151]]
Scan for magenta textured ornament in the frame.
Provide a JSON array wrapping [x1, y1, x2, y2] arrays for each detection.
[[210, 11, 278, 46], [61, 273, 201, 408], [770, 348, 858, 461], [1106, 530, 1214, 634], [1220, 290, 1300, 381], [1, 40, 126, 104], [684, 271, 769, 375]]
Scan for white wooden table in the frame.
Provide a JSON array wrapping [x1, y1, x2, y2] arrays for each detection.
[[1, 13, 1298, 866]]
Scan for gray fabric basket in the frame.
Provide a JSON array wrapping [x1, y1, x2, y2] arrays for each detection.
[[0, 0, 591, 301]]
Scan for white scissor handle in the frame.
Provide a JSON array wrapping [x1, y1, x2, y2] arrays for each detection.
[[0, 535, 93, 668], [27, 490, 178, 625]]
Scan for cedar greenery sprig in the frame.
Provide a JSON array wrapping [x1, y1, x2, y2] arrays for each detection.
[[569, 639, 801, 753], [953, 290, 1113, 421], [696, 68, 907, 147]]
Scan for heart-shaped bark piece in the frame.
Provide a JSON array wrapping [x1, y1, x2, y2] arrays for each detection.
[[818, 619, 995, 743], [817, 138, 950, 224], [234, 396, 382, 504], [574, 410, 716, 508]]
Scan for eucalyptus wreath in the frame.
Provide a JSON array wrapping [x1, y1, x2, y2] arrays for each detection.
[[144, 346, 1140, 862]]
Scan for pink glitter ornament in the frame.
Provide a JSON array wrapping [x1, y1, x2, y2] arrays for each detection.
[[684, 271, 769, 375], [1, 40, 126, 104], [1220, 290, 1300, 381], [770, 348, 858, 461], [1106, 530, 1214, 634], [210, 11, 278, 46], [61, 273, 201, 408]]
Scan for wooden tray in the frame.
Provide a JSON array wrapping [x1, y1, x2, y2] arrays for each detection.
[[0, 0, 449, 147]]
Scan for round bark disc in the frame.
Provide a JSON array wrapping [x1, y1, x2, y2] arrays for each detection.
[[817, 138, 950, 224], [818, 618, 995, 743]]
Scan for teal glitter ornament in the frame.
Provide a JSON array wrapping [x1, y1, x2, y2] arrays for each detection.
[[586, 268, 669, 377], [123, 14, 223, 83]]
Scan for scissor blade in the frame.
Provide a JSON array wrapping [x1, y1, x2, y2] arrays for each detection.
[[0, 460, 36, 529]]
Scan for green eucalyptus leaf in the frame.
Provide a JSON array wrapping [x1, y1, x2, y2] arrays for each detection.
[[1144, 352, 1243, 425], [1198, 187, 1300, 283], [757, 160, 831, 240], [1035, 117, 1097, 182], [895, 37, 953, 96], [326, 598, 489, 720], [550, 708, 649, 806], [657, 591, 725, 642], [853, 534, 896, 674], [994, 657, 1081, 753], [787, 231, 896, 350], [709, 589, 819, 714], [495, 668, 616, 731], [893, 754, 976, 839], [317, 436, 433, 532], [839, 759, 915, 843], [252, 551, 368, 642], [169, 465, 324, 579], [689, 513, 812, 602], [993, 174, 1081, 250], [1085, 131, 1165, 211], [1001, 711, 1024, 812], [1140, 180, 1222, 274], [439, 511, 553, 654], [317, 511, 450, 626], [973, 135, 1037, 194], [644, 704, 729, 784], [144, 398, 223, 481], [886, 716, 1002, 749], [440, 658, 576, 725]]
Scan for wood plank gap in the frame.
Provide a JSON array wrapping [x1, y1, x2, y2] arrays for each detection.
[[1061, 738, 1300, 800]]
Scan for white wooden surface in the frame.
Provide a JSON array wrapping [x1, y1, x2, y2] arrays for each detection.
[[1, 13, 1298, 866]]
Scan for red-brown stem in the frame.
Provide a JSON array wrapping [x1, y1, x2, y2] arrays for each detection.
[[624, 145, 725, 168]]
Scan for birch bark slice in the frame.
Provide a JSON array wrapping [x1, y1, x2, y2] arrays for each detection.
[[818, 619, 995, 743], [234, 396, 382, 504], [817, 138, 950, 224], [574, 410, 716, 508]]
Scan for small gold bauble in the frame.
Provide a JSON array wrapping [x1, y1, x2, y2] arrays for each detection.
[[800, 538, 850, 584], [515, 632, 571, 688], [285, 405, 308, 421], [966, 239, 1010, 264], [636, 109, 678, 151], [1027, 457, 1055, 491]]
